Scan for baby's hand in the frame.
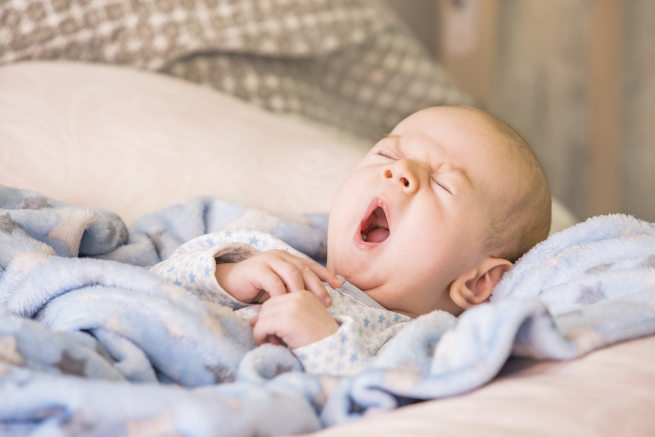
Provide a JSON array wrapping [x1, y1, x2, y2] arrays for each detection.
[[215, 249, 342, 306], [249, 290, 339, 349]]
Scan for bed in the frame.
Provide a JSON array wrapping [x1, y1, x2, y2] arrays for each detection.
[[2, 59, 655, 437], [2, 1, 655, 435]]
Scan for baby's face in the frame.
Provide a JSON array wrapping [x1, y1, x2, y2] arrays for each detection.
[[326, 106, 520, 317]]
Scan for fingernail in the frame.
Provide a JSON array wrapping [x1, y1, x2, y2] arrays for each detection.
[[324, 296, 332, 306]]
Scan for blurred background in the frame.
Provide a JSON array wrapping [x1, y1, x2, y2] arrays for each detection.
[[389, 0, 654, 223], [2, 0, 651, 223]]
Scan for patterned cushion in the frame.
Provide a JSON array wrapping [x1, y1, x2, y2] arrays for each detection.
[[0, 0, 471, 139]]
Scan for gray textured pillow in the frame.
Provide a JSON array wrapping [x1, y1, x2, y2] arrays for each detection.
[[0, 0, 471, 139]]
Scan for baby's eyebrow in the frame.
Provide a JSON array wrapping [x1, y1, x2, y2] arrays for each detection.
[[379, 134, 400, 145]]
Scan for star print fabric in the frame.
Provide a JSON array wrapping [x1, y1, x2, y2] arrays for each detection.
[[150, 229, 413, 375], [4, 185, 655, 434]]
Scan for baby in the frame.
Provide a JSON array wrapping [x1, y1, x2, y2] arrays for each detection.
[[151, 105, 551, 375]]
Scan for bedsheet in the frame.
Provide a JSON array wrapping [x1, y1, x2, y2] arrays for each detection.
[[1, 184, 654, 436]]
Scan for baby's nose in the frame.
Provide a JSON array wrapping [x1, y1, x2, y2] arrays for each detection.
[[381, 159, 419, 192]]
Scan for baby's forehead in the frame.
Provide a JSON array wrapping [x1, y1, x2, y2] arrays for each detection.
[[395, 107, 509, 144], [404, 105, 535, 189], [402, 105, 493, 124]]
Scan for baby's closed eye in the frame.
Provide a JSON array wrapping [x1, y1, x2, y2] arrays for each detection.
[[376, 150, 397, 160], [431, 176, 453, 194]]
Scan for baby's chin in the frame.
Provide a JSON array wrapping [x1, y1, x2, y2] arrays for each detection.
[[340, 271, 383, 298], [326, 240, 389, 293], [329, 266, 369, 293]]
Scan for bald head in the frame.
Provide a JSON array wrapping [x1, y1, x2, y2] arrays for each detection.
[[465, 107, 551, 262]]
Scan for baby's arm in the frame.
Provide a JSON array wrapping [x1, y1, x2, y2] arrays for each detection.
[[149, 230, 340, 312], [215, 249, 342, 306]]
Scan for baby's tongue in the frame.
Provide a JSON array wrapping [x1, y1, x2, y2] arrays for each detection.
[[366, 227, 390, 243]]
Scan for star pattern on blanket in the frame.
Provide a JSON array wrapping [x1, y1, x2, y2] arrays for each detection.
[[576, 282, 606, 305], [55, 351, 86, 376], [207, 364, 236, 383], [0, 335, 24, 366], [124, 411, 178, 437], [47, 210, 95, 256], [0, 213, 21, 234], [21, 196, 52, 210], [58, 411, 95, 436], [569, 325, 605, 354], [102, 219, 119, 245]]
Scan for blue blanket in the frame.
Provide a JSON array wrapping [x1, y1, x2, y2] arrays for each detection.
[[1, 185, 654, 436]]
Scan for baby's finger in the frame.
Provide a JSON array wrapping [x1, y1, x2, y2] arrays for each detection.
[[252, 317, 276, 346], [268, 259, 331, 306], [295, 258, 342, 290], [266, 335, 284, 346], [255, 268, 289, 299], [266, 250, 342, 290], [269, 258, 306, 294], [298, 266, 333, 306]]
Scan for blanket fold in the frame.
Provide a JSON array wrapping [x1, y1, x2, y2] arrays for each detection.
[[1, 184, 654, 436]]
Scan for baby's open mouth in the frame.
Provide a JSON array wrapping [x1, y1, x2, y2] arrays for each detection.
[[361, 206, 390, 243]]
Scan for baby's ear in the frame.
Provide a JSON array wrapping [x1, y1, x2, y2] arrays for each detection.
[[449, 257, 512, 310]]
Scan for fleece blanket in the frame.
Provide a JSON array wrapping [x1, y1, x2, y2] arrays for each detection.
[[1, 184, 655, 436]]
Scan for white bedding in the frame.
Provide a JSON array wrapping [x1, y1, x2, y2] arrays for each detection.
[[2, 61, 652, 436], [0, 61, 367, 224]]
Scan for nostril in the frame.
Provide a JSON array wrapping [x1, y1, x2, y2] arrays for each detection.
[[384, 169, 393, 178], [401, 177, 409, 187]]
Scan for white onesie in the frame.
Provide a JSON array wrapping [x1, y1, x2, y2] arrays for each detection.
[[149, 229, 413, 375]]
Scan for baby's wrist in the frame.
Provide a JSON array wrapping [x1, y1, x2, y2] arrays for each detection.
[[291, 318, 339, 349], [214, 262, 237, 297]]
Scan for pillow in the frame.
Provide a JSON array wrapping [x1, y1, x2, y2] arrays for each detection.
[[0, 61, 368, 225], [0, 61, 576, 234], [0, 0, 471, 140]]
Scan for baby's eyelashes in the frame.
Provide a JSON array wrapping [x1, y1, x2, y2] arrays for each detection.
[[376, 150, 397, 160], [431, 177, 453, 194]]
